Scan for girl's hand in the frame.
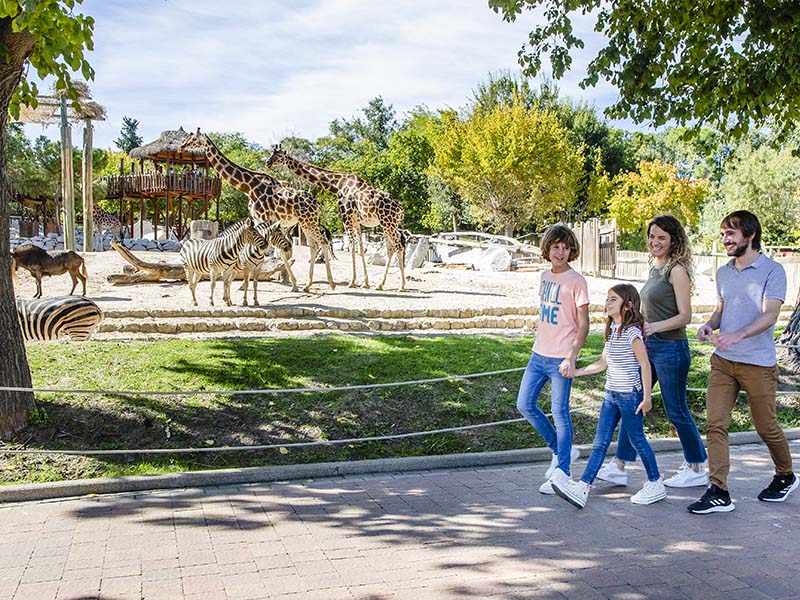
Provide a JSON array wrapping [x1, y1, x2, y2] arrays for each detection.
[[635, 397, 652, 416], [559, 359, 575, 378]]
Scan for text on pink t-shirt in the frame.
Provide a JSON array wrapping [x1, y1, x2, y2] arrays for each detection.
[[532, 267, 590, 358]]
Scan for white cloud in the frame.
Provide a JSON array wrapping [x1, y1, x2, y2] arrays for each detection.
[[23, 0, 643, 150]]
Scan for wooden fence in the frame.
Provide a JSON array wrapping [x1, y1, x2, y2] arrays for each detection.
[[569, 217, 617, 278]]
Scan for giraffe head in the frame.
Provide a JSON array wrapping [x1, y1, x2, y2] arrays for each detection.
[[265, 144, 289, 169], [179, 128, 212, 154]]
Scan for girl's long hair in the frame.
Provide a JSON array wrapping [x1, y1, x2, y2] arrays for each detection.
[[605, 284, 645, 340], [647, 214, 693, 281]]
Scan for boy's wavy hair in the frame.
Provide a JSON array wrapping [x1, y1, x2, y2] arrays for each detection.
[[540, 223, 580, 262], [605, 283, 645, 340], [647, 214, 694, 281]]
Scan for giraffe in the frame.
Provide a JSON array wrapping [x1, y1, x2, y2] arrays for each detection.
[[179, 130, 335, 293], [265, 145, 406, 291], [92, 205, 122, 249]]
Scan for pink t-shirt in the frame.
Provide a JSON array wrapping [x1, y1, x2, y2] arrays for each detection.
[[532, 267, 590, 358]]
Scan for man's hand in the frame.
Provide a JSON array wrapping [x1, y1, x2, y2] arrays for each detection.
[[697, 324, 714, 342]]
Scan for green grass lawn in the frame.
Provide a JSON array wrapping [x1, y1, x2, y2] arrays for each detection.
[[2, 332, 798, 485]]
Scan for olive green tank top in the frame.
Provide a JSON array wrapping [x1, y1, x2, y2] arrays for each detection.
[[640, 262, 687, 340]]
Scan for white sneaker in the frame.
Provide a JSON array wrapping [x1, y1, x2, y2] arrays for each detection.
[[596, 458, 628, 486], [663, 462, 708, 488], [540, 466, 571, 495], [553, 478, 590, 509], [544, 447, 581, 480], [631, 479, 667, 505]]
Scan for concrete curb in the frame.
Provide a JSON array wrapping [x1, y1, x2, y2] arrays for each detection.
[[3, 427, 800, 504]]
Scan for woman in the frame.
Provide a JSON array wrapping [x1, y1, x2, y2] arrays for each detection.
[[597, 215, 708, 488]]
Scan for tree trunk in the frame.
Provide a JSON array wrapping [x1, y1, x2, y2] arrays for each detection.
[[0, 21, 37, 439], [778, 297, 800, 372], [503, 224, 515, 238]]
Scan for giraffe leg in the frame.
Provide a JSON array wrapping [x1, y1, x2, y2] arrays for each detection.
[[358, 233, 370, 288], [303, 237, 317, 293], [321, 242, 335, 290]]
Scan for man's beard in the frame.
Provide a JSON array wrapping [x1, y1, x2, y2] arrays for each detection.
[[727, 240, 749, 257]]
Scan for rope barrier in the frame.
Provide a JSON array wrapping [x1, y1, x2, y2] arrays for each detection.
[[3, 341, 800, 457]]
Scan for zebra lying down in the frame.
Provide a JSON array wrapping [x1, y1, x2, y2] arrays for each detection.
[[16, 296, 103, 341]]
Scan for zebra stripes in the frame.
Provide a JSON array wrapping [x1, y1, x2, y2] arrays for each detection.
[[180, 218, 267, 306], [16, 296, 103, 341], [236, 222, 293, 306]]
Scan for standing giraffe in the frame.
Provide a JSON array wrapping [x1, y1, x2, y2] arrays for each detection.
[[265, 146, 406, 291], [179, 130, 335, 293], [92, 205, 122, 250]]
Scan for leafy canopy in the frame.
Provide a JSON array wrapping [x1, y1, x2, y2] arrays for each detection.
[[488, 0, 800, 139], [432, 98, 584, 234], [1, 0, 95, 118], [607, 160, 708, 236]]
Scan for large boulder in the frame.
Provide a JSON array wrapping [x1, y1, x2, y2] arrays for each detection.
[[474, 247, 513, 272]]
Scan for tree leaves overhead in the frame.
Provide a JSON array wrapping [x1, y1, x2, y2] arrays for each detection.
[[488, 0, 800, 139], [3, 0, 95, 119]]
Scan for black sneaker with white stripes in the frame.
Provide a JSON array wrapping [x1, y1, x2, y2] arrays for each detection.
[[758, 473, 799, 502], [687, 484, 735, 514]]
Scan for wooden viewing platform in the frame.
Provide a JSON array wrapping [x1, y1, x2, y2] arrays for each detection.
[[104, 173, 221, 200]]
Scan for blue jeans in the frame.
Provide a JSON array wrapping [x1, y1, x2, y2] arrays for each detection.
[[582, 389, 661, 484], [614, 336, 707, 464], [516, 352, 575, 475]]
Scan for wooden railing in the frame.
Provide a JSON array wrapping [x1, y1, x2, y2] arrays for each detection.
[[104, 174, 222, 199]]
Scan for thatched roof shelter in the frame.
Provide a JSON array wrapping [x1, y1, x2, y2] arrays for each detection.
[[129, 128, 203, 164], [15, 80, 107, 125]]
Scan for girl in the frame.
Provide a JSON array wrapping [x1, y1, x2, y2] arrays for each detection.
[[516, 224, 589, 494], [552, 284, 666, 508], [597, 215, 707, 488]]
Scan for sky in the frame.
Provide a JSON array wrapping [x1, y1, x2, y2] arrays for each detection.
[[24, 0, 633, 151]]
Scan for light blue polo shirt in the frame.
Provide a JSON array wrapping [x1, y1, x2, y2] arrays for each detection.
[[716, 253, 786, 367]]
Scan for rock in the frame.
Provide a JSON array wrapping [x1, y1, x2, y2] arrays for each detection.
[[405, 236, 429, 269], [473, 247, 512, 272]]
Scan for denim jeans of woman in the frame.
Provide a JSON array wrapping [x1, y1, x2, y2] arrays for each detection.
[[614, 335, 707, 464], [516, 352, 574, 474], [582, 389, 661, 484]]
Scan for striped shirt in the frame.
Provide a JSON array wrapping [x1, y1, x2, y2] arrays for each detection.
[[604, 323, 643, 392]]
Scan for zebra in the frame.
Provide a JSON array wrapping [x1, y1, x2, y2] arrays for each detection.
[[180, 218, 268, 306], [235, 221, 293, 306], [16, 296, 103, 341]]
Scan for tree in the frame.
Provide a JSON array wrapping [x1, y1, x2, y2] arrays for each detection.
[[0, 1, 94, 439], [113, 116, 142, 153], [489, 0, 800, 139], [607, 160, 709, 249], [698, 141, 800, 248], [432, 99, 584, 236]]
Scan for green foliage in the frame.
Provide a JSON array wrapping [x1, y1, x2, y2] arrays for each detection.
[[489, 0, 800, 139], [607, 160, 709, 236], [113, 116, 142, 153], [432, 98, 584, 234], [699, 141, 800, 247], [3, 0, 95, 119]]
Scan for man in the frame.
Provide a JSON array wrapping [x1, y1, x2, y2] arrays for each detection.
[[688, 210, 796, 514]]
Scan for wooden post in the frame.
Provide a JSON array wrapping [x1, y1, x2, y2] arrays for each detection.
[[82, 120, 93, 252], [60, 96, 75, 251]]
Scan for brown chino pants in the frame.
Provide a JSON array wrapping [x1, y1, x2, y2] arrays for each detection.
[[706, 353, 793, 490]]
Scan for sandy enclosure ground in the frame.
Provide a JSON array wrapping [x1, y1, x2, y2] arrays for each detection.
[[10, 246, 721, 318]]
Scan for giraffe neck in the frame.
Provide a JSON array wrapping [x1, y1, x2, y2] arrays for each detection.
[[203, 138, 275, 196], [280, 155, 348, 195]]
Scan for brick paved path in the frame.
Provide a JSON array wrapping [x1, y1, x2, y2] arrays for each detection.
[[2, 442, 800, 600]]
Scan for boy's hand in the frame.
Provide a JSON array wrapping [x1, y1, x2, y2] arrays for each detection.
[[635, 397, 652, 416]]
